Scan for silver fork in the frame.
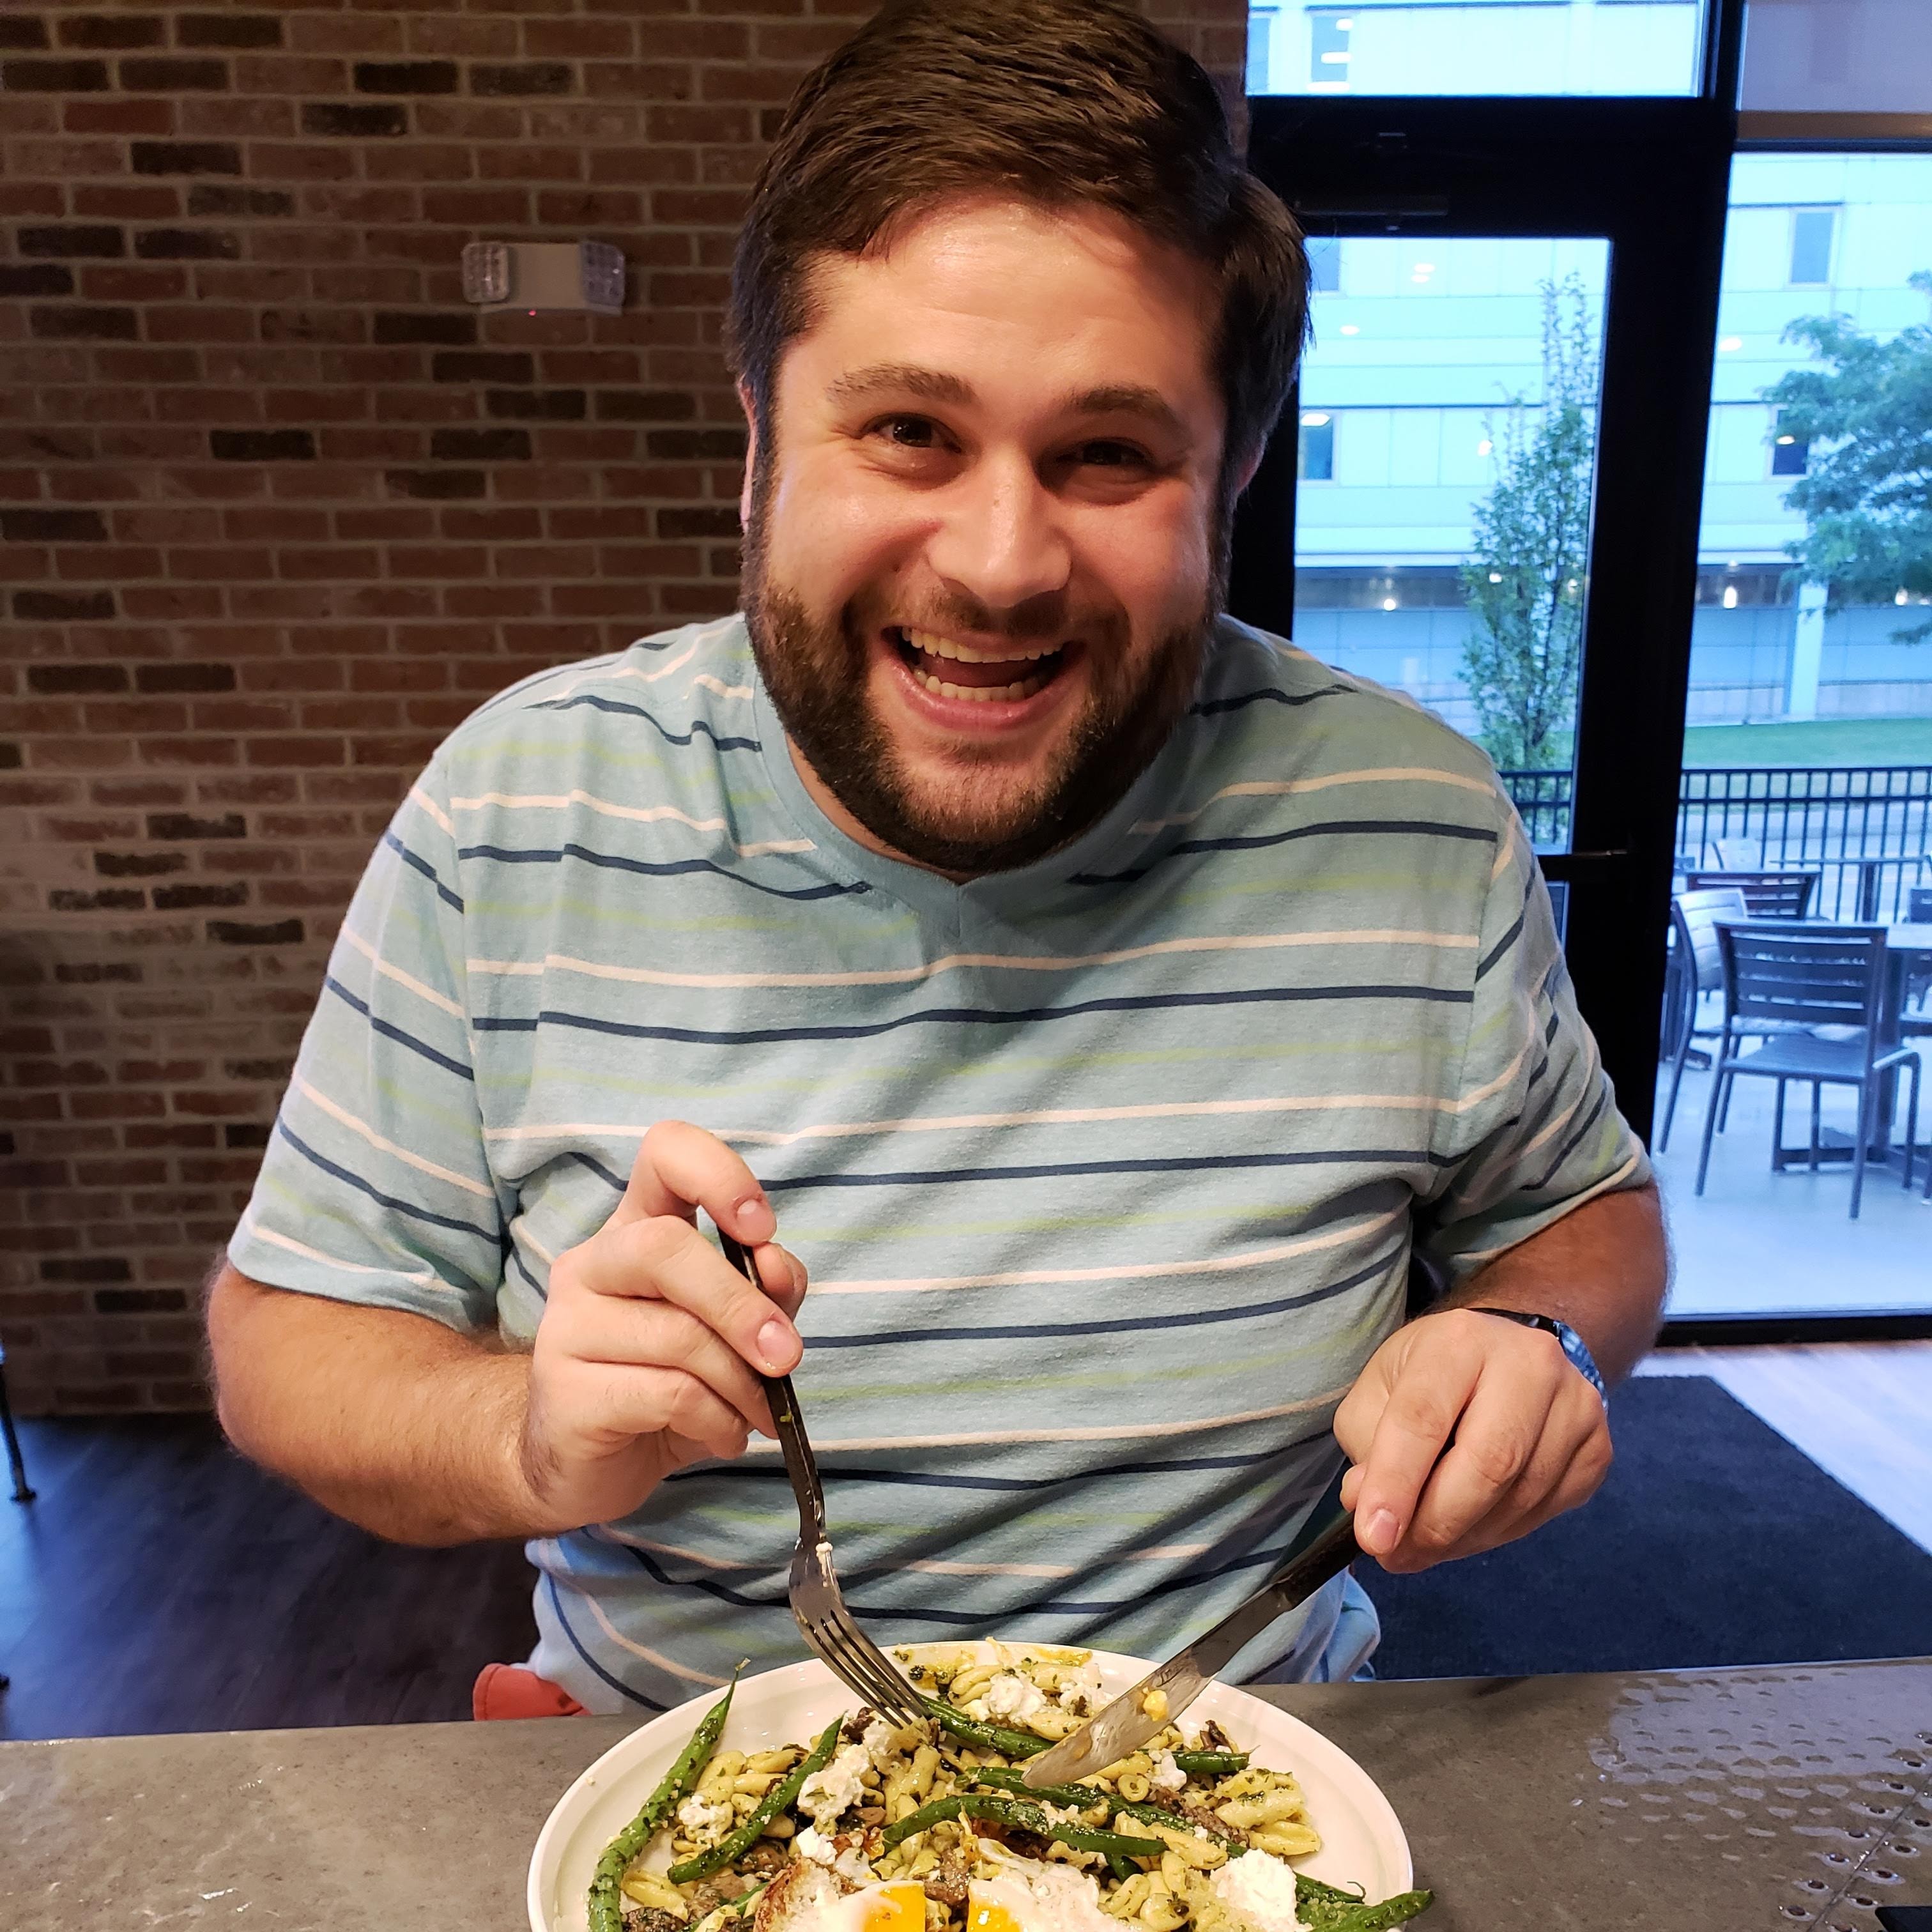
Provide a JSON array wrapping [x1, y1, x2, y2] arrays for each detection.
[[718, 1228, 925, 1727]]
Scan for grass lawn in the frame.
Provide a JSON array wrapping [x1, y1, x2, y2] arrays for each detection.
[[1681, 716, 1932, 767]]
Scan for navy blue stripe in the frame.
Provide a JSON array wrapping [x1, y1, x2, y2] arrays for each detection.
[[322, 976, 474, 1082], [1072, 816, 1496, 885], [1189, 682, 1351, 717], [456, 840, 864, 903], [509, 1244, 549, 1300], [275, 1121, 498, 1245], [664, 1445, 1308, 1495], [1476, 905, 1526, 980], [383, 830, 464, 912], [769, 1149, 1448, 1197], [544, 1574, 667, 1710], [530, 691, 759, 751], [473, 979, 1471, 1050], [569, 1147, 627, 1192], [802, 1251, 1395, 1349]]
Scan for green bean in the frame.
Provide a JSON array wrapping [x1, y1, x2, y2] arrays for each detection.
[[586, 1666, 743, 1932], [879, 1791, 1165, 1861], [1294, 1873, 1370, 1926], [919, 1694, 1052, 1759], [1172, 1749, 1250, 1777], [669, 1717, 843, 1885], [969, 1766, 1245, 1848], [1322, 1889, 1434, 1929]]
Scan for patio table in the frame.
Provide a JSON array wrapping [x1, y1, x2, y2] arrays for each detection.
[[4, 1659, 1929, 1931]]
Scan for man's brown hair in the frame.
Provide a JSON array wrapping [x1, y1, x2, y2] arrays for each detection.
[[729, 0, 1309, 489]]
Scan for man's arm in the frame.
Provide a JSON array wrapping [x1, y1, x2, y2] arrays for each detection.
[[209, 1122, 807, 1547], [1334, 1177, 1667, 1574]]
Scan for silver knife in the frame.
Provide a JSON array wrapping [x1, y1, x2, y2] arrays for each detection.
[[1020, 1507, 1360, 1788]]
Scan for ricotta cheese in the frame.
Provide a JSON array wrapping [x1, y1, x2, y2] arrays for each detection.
[[1208, 1850, 1305, 1932], [797, 1743, 870, 1829], [983, 1671, 1048, 1725]]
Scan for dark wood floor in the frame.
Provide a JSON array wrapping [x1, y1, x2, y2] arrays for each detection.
[[0, 1414, 536, 1741]]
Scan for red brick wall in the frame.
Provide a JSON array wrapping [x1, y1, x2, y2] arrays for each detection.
[[0, 1, 1250, 1417]]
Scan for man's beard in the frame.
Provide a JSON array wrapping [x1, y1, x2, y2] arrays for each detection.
[[741, 487, 1223, 878]]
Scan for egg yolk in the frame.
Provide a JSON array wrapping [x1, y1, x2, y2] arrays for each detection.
[[857, 1880, 927, 1929]]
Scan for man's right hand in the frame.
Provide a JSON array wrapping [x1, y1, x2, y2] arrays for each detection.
[[518, 1119, 808, 1534]]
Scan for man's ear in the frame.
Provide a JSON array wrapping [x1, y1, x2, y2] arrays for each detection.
[[1233, 443, 1263, 498], [737, 381, 758, 528]]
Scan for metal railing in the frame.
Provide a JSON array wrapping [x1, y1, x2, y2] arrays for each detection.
[[1499, 763, 1932, 923]]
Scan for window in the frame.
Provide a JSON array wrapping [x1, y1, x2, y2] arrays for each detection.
[[1788, 209, 1836, 288], [1770, 408, 1809, 477], [1298, 411, 1335, 480], [1308, 9, 1351, 88], [1305, 236, 1340, 293]]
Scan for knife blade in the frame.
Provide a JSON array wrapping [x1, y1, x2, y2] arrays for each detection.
[[1020, 1504, 1360, 1788]]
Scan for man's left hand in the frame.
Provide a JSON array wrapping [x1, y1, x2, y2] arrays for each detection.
[[1333, 1306, 1613, 1574]]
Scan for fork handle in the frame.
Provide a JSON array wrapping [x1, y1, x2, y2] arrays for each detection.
[[717, 1227, 826, 1539]]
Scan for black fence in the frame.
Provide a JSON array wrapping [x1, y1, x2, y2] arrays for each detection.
[[1499, 763, 1932, 923]]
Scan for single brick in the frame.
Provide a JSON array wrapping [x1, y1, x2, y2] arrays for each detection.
[[187, 183, 293, 218], [470, 62, 572, 96], [49, 887, 145, 912], [0, 17, 49, 49], [95, 850, 188, 878], [54, 960, 142, 983], [645, 428, 747, 460], [300, 102, 406, 138], [178, 15, 282, 50], [134, 227, 240, 261], [2, 507, 109, 542], [18, 225, 125, 259], [594, 389, 696, 422], [208, 916, 303, 944], [431, 350, 533, 383], [224, 1057, 289, 1081], [0, 264, 74, 296], [120, 56, 230, 90], [486, 388, 585, 421], [2, 56, 109, 89], [658, 506, 741, 539], [155, 880, 249, 910], [40, 1255, 132, 1283], [131, 139, 240, 175], [147, 809, 245, 839], [385, 468, 485, 500], [15, 588, 115, 620], [26, 663, 127, 694], [210, 428, 315, 461], [95, 1287, 187, 1313], [29, 305, 138, 341], [135, 662, 236, 693], [224, 1121, 273, 1149], [372, 310, 473, 346], [429, 427, 530, 461], [354, 59, 457, 94], [58, 16, 160, 50]]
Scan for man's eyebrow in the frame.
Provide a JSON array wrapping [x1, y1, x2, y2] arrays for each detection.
[[824, 364, 977, 408], [1063, 385, 1187, 435]]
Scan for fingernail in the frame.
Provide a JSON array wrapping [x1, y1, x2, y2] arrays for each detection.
[[758, 1316, 796, 1370], [736, 1193, 775, 1241], [1363, 1508, 1399, 1553]]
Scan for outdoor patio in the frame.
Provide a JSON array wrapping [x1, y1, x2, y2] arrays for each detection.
[[1650, 1061, 1931, 1318]]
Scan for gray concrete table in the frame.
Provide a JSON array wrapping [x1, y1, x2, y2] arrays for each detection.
[[4, 1660, 1929, 1931]]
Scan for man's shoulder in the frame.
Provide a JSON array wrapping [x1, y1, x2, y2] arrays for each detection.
[[1202, 615, 1506, 797], [431, 614, 755, 781]]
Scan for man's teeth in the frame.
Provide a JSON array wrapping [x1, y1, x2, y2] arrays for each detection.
[[912, 667, 1046, 703], [903, 626, 1059, 665]]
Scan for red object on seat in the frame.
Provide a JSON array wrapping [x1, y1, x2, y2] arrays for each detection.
[[473, 1661, 586, 1720]]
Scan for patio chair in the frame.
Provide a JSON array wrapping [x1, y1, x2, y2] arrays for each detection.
[[1694, 924, 1922, 1219], [1683, 869, 1819, 919]]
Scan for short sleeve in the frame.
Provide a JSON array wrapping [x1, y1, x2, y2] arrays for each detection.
[[228, 762, 504, 1331], [1418, 801, 1652, 1282]]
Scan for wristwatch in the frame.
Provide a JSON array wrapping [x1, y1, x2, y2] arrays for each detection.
[[1466, 1306, 1608, 1407]]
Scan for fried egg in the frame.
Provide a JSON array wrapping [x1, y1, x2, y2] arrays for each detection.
[[764, 1869, 927, 1931], [963, 1855, 1119, 1931]]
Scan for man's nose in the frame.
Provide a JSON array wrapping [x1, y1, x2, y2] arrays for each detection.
[[924, 454, 1072, 614]]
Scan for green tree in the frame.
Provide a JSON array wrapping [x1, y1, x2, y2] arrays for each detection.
[[1458, 276, 1599, 770], [1763, 270, 1932, 643]]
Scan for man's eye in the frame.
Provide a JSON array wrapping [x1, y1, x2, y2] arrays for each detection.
[[1071, 441, 1149, 469], [875, 415, 941, 448]]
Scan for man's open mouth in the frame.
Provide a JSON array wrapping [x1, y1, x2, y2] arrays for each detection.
[[886, 625, 1076, 704]]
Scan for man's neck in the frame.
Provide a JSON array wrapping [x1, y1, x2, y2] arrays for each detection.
[[785, 735, 976, 883]]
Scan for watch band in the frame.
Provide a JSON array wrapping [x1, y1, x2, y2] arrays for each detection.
[[1466, 1306, 1609, 1407]]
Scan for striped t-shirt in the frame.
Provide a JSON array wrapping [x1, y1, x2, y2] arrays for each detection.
[[230, 611, 1647, 1713]]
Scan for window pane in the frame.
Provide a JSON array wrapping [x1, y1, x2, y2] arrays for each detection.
[[1247, 0, 1708, 98], [1740, 0, 1932, 114], [1292, 237, 1613, 852], [1650, 151, 1932, 1322], [1306, 236, 1342, 293]]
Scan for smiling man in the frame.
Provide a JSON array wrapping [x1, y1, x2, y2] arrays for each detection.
[[209, 0, 1666, 1715]]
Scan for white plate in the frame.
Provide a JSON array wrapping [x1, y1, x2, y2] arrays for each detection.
[[528, 1643, 1413, 1931]]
